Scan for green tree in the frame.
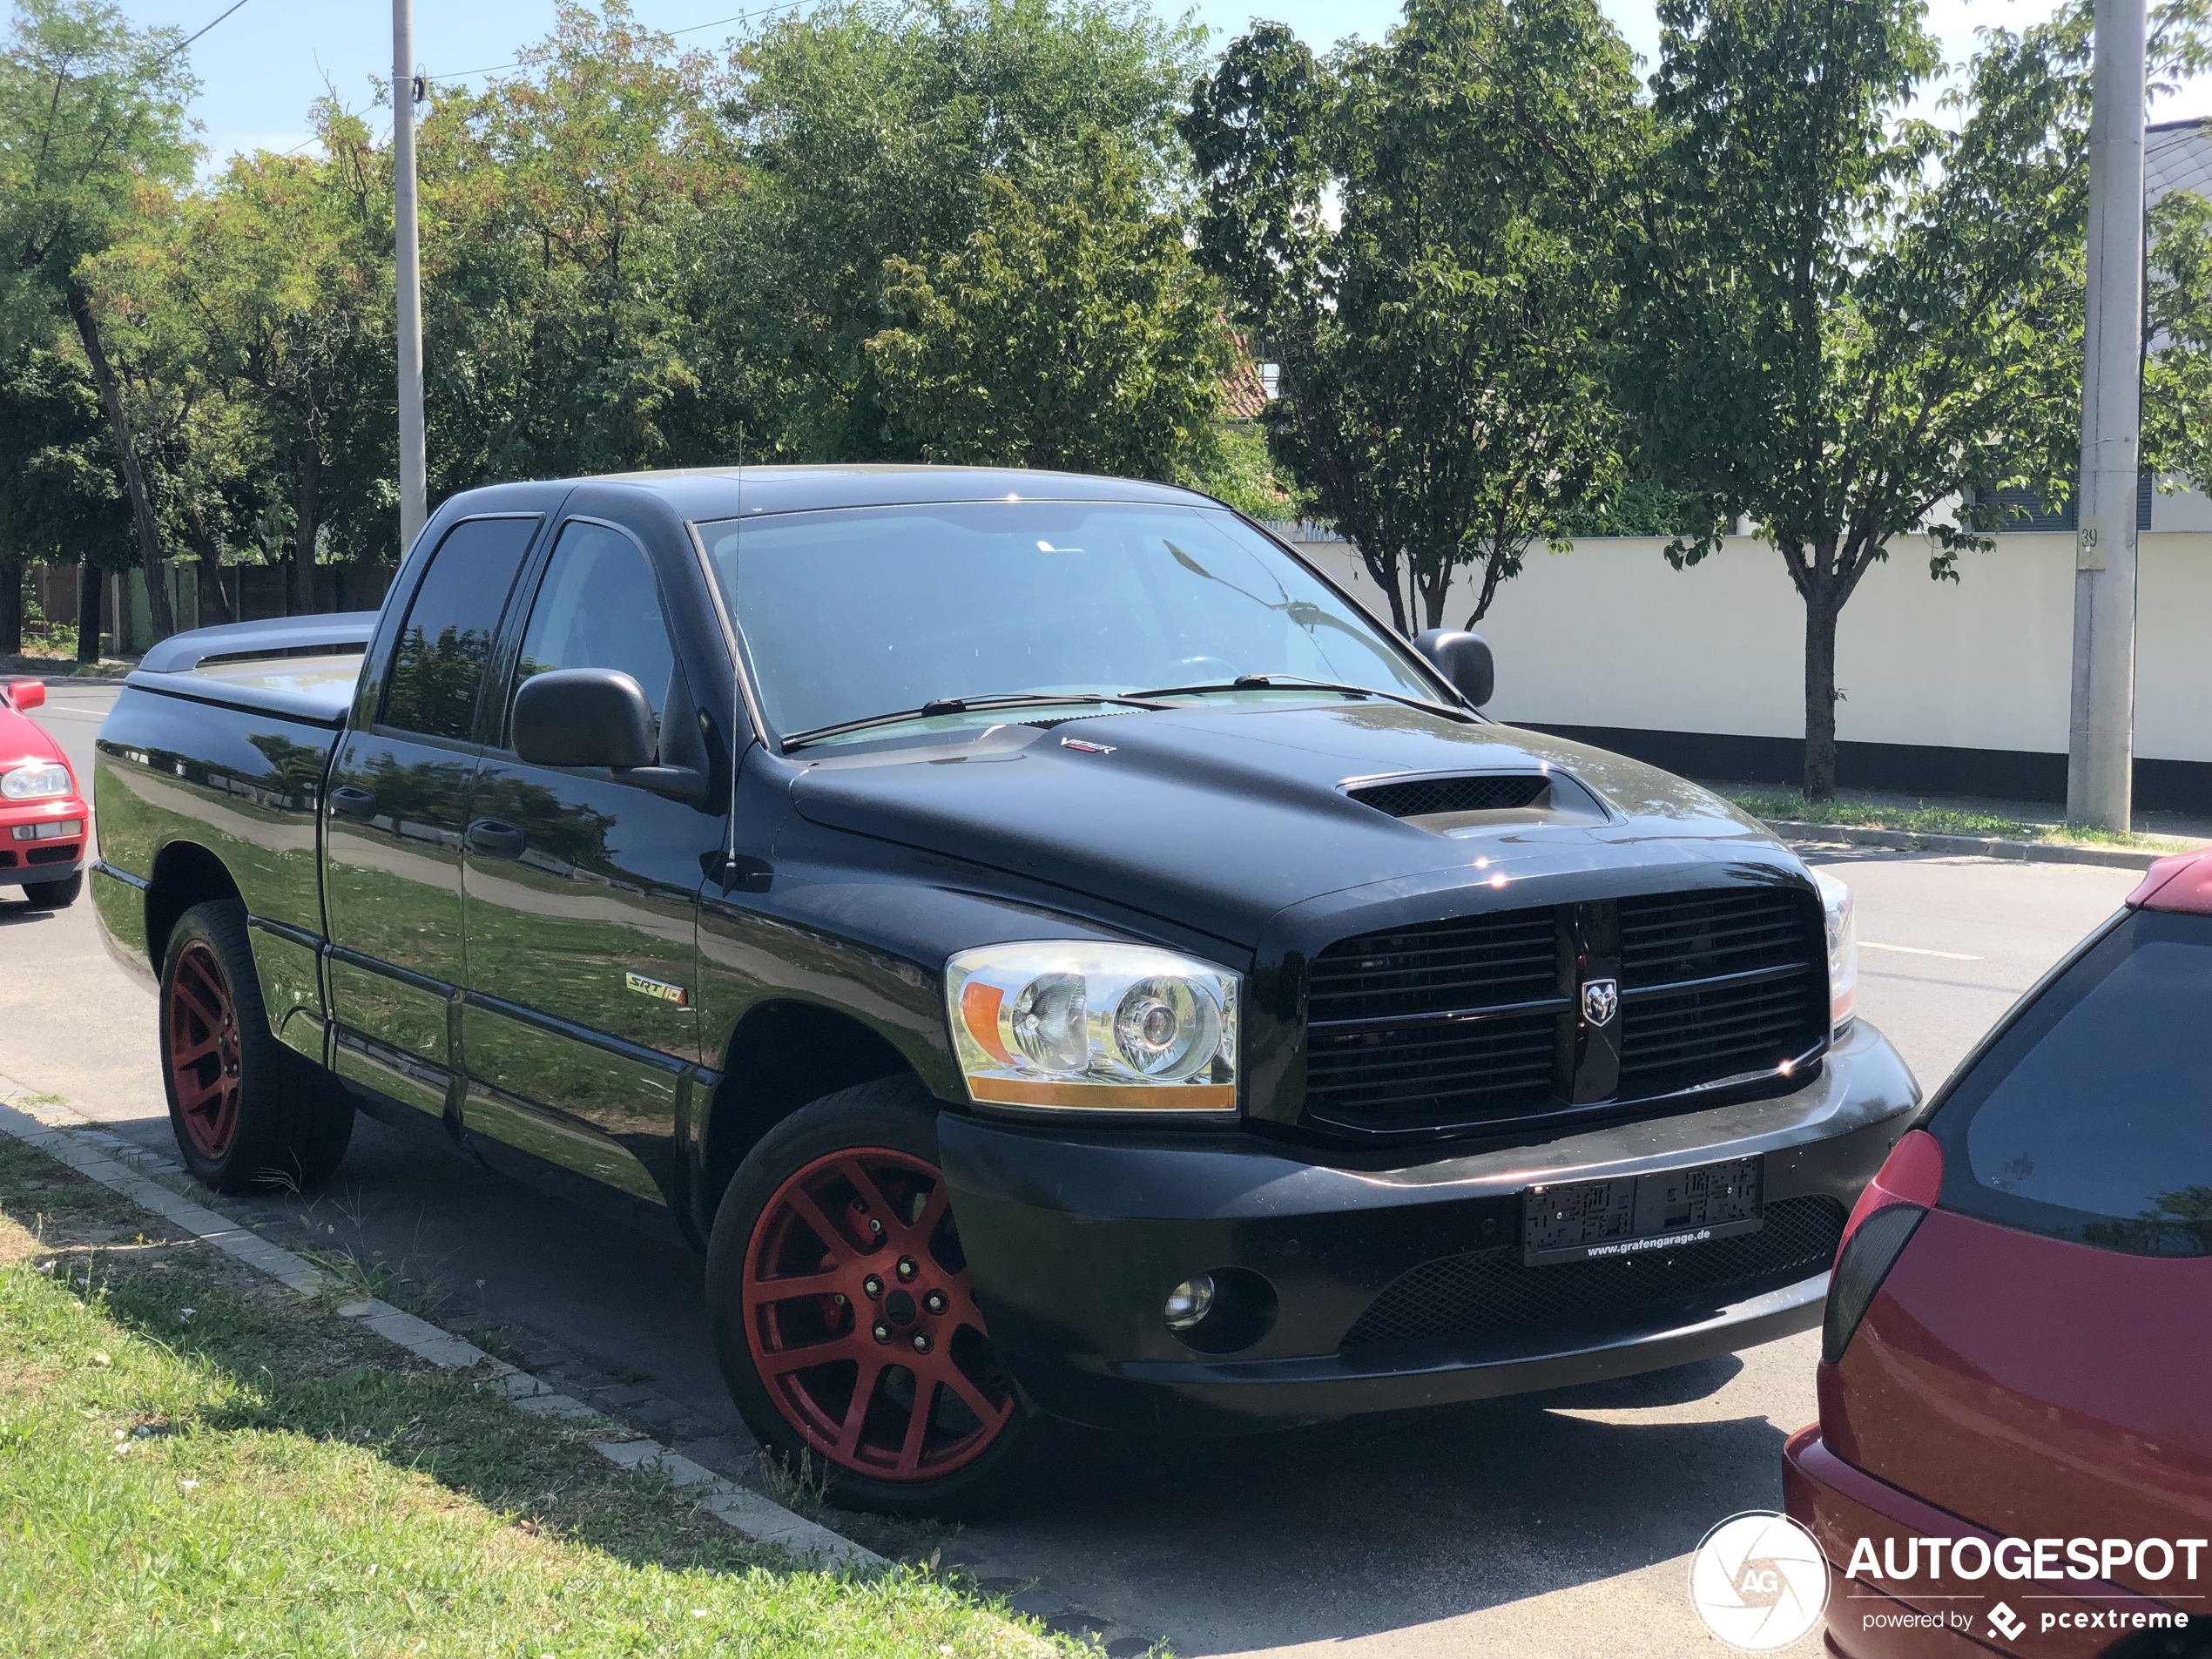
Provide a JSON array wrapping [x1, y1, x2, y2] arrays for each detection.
[[719, 0, 1204, 460], [863, 144, 1233, 476], [110, 104, 393, 613], [1184, 0, 1642, 636], [0, 344, 130, 652], [0, 0, 198, 642], [1621, 0, 2210, 800], [416, 2, 739, 494], [2143, 190, 2212, 494]]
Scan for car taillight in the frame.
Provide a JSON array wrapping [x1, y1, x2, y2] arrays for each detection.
[[1821, 1129, 1944, 1366]]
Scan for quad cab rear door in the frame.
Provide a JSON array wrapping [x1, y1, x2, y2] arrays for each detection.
[[323, 515, 543, 1122]]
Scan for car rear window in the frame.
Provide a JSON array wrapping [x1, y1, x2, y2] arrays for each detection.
[[1929, 908, 2211, 1257]]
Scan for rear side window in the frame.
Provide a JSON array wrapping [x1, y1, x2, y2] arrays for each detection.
[[381, 516, 539, 741], [1931, 909, 2211, 1257]]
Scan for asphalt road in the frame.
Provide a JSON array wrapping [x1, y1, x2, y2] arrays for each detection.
[[0, 681, 2145, 1657]]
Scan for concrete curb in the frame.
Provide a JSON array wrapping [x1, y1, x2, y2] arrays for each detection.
[[0, 1095, 885, 1574], [1762, 819, 2171, 871]]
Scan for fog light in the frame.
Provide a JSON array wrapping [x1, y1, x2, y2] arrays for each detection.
[[1163, 1274, 1216, 1330]]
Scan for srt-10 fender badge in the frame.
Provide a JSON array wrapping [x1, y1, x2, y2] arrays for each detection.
[[1581, 977, 1619, 1027], [1059, 736, 1116, 754], [625, 971, 690, 1007]]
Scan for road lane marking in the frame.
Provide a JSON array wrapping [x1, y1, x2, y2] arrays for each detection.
[[1860, 941, 1982, 961]]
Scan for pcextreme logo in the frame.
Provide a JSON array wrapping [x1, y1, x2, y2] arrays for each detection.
[[1689, 1511, 1830, 1651]]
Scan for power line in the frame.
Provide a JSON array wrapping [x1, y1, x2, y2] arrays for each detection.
[[423, 0, 809, 84], [157, 0, 252, 65]]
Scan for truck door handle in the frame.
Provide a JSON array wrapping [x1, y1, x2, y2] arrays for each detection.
[[466, 819, 527, 859], [329, 786, 376, 820]]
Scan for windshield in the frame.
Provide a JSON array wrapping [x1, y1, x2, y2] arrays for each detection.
[[698, 501, 1440, 744]]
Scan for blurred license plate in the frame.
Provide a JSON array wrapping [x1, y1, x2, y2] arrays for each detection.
[[1521, 1156, 1764, 1266]]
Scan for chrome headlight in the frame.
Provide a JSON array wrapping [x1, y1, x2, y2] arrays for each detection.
[[1, 762, 71, 801], [1811, 868, 1857, 1037], [945, 942, 1239, 1111]]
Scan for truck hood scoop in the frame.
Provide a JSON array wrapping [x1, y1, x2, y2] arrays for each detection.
[[1345, 771, 1610, 835], [786, 703, 1777, 947]]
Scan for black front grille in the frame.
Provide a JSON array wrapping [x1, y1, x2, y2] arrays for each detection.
[[1621, 888, 1816, 987], [1305, 1009, 1559, 1135], [1339, 1195, 1845, 1351], [1619, 977, 1821, 1097], [1350, 774, 1548, 819], [25, 844, 78, 867], [1308, 910, 1559, 1023], [1299, 885, 1826, 1139]]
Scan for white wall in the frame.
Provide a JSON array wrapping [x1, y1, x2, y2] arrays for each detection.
[[1298, 531, 2212, 766]]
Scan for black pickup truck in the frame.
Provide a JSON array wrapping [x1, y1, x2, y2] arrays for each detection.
[[91, 465, 1917, 1514]]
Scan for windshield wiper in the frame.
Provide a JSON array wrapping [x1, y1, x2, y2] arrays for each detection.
[[781, 691, 1170, 751], [1124, 674, 1475, 723]]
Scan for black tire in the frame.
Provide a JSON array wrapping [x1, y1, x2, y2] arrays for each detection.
[[20, 872, 82, 907], [158, 900, 354, 1193], [705, 1075, 1055, 1518]]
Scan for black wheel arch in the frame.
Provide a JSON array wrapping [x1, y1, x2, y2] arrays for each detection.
[[696, 997, 943, 1234], [145, 840, 246, 974]]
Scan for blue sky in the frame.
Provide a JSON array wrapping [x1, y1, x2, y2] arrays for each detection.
[[112, 0, 2212, 167]]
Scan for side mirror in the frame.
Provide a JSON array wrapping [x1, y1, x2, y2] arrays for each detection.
[[1411, 630, 1494, 708], [7, 679, 45, 712], [512, 669, 657, 770]]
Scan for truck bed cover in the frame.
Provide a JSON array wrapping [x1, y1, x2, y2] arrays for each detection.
[[126, 614, 374, 727]]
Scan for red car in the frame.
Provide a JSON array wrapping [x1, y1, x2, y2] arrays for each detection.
[[1785, 849, 2212, 1657], [0, 678, 87, 907]]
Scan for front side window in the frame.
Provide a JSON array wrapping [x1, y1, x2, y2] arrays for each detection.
[[698, 502, 1440, 744], [1932, 908, 2212, 1257], [509, 521, 678, 738], [381, 516, 539, 741]]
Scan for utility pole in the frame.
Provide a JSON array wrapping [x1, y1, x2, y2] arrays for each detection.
[[2066, 0, 2147, 833], [393, 0, 428, 557]]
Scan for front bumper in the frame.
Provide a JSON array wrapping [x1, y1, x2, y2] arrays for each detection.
[[1784, 1426, 2193, 1658], [941, 1018, 1919, 1433], [0, 797, 88, 887]]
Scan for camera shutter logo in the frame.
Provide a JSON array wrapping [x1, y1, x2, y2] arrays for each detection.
[[1688, 1511, 1830, 1651], [1581, 976, 1619, 1027]]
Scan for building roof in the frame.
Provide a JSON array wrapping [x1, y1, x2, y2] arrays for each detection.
[[2148, 118, 2212, 206]]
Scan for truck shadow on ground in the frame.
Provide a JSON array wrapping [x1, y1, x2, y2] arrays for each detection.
[[960, 1352, 1790, 1652]]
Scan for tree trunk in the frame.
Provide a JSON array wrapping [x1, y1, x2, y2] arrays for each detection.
[[1462, 545, 1512, 628], [1415, 555, 1453, 631], [1352, 537, 1409, 634], [1802, 590, 1842, 801], [183, 505, 233, 625], [0, 562, 20, 656], [65, 280, 176, 645], [77, 561, 103, 664], [294, 447, 320, 616]]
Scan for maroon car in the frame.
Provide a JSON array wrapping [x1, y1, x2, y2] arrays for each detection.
[[1786, 849, 2212, 1658]]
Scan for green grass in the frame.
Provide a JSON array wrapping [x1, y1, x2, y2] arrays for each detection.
[[1724, 790, 2188, 851], [0, 1136, 1059, 1659], [0, 651, 133, 678]]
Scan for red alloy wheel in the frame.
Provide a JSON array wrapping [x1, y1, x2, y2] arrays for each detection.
[[741, 1147, 1014, 1483], [167, 941, 243, 1160]]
